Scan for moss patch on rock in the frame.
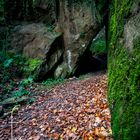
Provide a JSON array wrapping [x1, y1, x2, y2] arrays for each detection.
[[109, 0, 133, 46], [24, 58, 43, 78]]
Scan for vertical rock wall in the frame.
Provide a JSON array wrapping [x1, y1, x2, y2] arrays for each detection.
[[108, 0, 140, 139]]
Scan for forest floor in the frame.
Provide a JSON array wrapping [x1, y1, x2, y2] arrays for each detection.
[[0, 71, 113, 140]]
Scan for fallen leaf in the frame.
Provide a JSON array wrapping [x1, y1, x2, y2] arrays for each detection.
[[72, 127, 77, 132]]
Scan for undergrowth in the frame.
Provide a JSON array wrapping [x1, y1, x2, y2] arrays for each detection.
[[42, 78, 65, 90]]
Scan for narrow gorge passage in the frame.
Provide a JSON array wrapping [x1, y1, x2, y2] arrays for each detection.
[[0, 72, 112, 140]]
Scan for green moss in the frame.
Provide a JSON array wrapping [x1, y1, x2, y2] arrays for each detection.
[[108, 36, 140, 139], [108, 0, 140, 139], [109, 0, 133, 46], [24, 58, 43, 77], [42, 78, 65, 90], [27, 59, 42, 72], [90, 38, 106, 54]]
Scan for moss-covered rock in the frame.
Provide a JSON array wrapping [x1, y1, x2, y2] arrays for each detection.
[[108, 0, 140, 139], [11, 23, 64, 80]]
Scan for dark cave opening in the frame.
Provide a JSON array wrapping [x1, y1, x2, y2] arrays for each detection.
[[74, 24, 108, 77], [75, 49, 107, 77]]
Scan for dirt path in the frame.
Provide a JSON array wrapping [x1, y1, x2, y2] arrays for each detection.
[[0, 72, 113, 140]]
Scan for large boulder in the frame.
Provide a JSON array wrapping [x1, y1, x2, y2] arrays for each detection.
[[54, 0, 106, 78], [11, 23, 64, 80]]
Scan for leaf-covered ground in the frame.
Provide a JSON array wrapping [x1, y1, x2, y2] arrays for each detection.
[[0, 72, 113, 140]]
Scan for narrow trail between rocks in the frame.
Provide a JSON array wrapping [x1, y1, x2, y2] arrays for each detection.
[[0, 72, 113, 140]]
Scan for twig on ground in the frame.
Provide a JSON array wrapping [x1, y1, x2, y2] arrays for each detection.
[[10, 105, 20, 140]]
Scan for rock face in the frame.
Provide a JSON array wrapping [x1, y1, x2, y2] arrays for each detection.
[[108, 1, 140, 139], [10, 0, 107, 79], [11, 23, 64, 80], [54, 0, 106, 78]]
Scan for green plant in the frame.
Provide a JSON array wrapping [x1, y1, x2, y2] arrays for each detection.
[[47, 24, 55, 32], [0, 52, 29, 101], [90, 39, 106, 54], [13, 77, 33, 98], [13, 86, 30, 98], [42, 78, 65, 89], [3, 58, 14, 68], [20, 77, 33, 87], [24, 58, 43, 77]]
